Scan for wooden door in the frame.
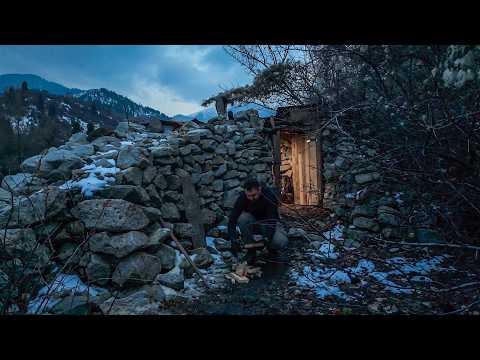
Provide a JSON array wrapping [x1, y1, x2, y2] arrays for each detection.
[[291, 134, 322, 206]]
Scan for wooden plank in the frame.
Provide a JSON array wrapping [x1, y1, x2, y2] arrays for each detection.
[[316, 134, 324, 207], [305, 139, 311, 205], [308, 139, 319, 205], [292, 135, 300, 205], [297, 136, 306, 205], [225, 272, 250, 284], [270, 117, 281, 192], [244, 242, 265, 249]]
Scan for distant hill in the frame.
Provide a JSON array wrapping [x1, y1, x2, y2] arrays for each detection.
[[0, 74, 169, 120], [0, 74, 82, 96], [178, 103, 276, 122], [171, 114, 194, 122], [74, 88, 169, 120]]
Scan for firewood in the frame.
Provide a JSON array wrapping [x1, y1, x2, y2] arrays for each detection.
[[244, 242, 265, 249], [229, 272, 250, 284]]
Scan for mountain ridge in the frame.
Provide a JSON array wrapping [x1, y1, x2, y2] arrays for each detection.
[[0, 74, 169, 120]]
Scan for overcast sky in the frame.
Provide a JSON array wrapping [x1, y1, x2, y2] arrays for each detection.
[[0, 45, 252, 116]]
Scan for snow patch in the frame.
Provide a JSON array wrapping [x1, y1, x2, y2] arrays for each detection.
[[27, 273, 106, 314], [60, 163, 120, 197]]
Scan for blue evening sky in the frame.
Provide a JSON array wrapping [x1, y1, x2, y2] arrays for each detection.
[[0, 45, 252, 116]]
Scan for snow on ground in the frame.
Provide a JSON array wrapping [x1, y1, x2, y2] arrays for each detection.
[[290, 224, 457, 300], [27, 273, 106, 314], [322, 224, 345, 241], [290, 266, 352, 299], [60, 163, 120, 197], [9, 115, 35, 133], [177, 235, 231, 300]]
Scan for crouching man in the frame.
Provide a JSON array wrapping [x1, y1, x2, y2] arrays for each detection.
[[228, 178, 288, 265]]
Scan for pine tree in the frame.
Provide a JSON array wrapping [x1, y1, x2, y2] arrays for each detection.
[[87, 122, 95, 135], [71, 119, 81, 134], [37, 93, 45, 113], [21, 81, 28, 92], [48, 103, 57, 117]]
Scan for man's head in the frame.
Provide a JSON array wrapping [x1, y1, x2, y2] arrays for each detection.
[[244, 178, 262, 201]]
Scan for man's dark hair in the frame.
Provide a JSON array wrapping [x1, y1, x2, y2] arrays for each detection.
[[244, 177, 261, 191]]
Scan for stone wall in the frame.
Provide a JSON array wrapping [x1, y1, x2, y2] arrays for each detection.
[[0, 110, 273, 312], [320, 122, 440, 246]]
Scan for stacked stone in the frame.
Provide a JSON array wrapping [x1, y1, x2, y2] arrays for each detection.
[[0, 110, 273, 312], [320, 125, 416, 246]]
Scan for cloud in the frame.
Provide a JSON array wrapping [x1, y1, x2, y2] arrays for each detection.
[[0, 45, 253, 115], [129, 75, 203, 116]]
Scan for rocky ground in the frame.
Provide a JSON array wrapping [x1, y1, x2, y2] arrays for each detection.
[[165, 207, 480, 316]]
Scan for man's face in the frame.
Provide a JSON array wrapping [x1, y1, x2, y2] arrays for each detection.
[[245, 186, 262, 202]]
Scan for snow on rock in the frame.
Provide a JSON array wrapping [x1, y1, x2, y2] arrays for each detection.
[[60, 163, 120, 197], [27, 273, 107, 314]]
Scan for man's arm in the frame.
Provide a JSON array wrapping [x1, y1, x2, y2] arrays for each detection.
[[227, 194, 245, 242]]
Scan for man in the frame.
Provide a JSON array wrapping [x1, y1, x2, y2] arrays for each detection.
[[228, 178, 288, 265]]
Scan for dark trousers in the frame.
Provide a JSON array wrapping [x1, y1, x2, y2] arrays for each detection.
[[237, 212, 288, 250]]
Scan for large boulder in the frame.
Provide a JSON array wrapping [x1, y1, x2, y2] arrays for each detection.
[[71, 199, 150, 232], [122, 167, 143, 186], [154, 266, 184, 290], [2, 228, 50, 267], [160, 203, 180, 221], [91, 136, 121, 151], [0, 187, 68, 228], [96, 185, 150, 204], [20, 154, 46, 174], [86, 253, 112, 286], [68, 144, 95, 158], [1, 173, 44, 195], [89, 231, 150, 258], [112, 252, 163, 287], [149, 228, 171, 245], [117, 147, 149, 170], [66, 132, 89, 146], [154, 244, 177, 271], [42, 149, 84, 177], [99, 286, 165, 315], [0, 188, 13, 203]]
